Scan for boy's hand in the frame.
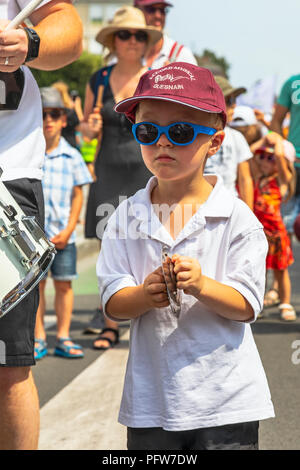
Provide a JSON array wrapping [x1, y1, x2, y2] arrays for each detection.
[[143, 267, 170, 309], [172, 254, 204, 298], [87, 107, 103, 135], [50, 229, 71, 250]]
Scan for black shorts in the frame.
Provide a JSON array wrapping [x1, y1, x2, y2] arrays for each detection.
[[0, 178, 44, 367], [127, 421, 259, 450]]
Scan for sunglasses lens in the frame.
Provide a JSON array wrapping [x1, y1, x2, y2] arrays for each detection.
[[135, 123, 158, 144], [135, 31, 148, 42], [116, 30, 131, 41], [169, 123, 194, 144], [43, 110, 62, 120]]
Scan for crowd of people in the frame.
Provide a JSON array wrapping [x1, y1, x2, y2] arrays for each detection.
[[1, 0, 300, 452]]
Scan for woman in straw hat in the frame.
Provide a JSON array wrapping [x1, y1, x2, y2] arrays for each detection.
[[81, 6, 162, 349]]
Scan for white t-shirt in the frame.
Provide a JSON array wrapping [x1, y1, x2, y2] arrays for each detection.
[[205, 126, 253, 195], [97, 175, 275, 431], [0, 0, 51, 181], [150, 34, 198, 69]]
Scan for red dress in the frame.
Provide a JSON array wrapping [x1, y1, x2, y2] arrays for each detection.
[[254, 176, 294, 270]]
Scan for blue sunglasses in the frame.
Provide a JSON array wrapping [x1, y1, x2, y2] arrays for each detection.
[[132, 122, 216, 146]]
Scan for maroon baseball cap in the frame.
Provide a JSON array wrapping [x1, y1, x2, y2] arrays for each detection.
[[134, 1, 173, 7], [114, 62, 227, 127]]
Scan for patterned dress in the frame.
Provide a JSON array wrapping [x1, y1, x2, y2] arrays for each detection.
[[254, 176, 294, 270]]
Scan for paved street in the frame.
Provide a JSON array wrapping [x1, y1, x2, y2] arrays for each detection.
[[33, 234, 300, 451]]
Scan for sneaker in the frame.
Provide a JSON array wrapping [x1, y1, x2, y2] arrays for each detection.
[[83, 309, 105, 334]]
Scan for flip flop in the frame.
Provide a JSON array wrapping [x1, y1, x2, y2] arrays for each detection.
[[34, 338, 48, 361], [54, 337, 84, 358], [93, 328, 119, 351]]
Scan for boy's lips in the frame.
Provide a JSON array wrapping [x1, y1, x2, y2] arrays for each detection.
[[155, 154, 176, 162]]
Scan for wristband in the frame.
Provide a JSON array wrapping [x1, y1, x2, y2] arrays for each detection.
[[24, 27, 40, 62]]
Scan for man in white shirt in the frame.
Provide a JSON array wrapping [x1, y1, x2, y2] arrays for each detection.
[[205, 76, 254, 210], [134, 0, 197, 68], [0, 0, 82, 450]]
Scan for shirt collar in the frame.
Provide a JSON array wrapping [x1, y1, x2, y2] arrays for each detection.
[[130, 174, 234, 220], [45, 137, 72, 159], [128, 175, 235, 246]]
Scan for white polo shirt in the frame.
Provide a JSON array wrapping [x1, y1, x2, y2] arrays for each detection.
[[97, 175, 274, 431], [0, 0, 51, 181]]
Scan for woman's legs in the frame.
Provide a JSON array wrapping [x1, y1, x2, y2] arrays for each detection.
[[273, 268, 296, 320]]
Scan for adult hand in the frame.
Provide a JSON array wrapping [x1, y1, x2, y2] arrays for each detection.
[[143, 266, 170, 309], [87, 107, 103, 136], [0, 20, 28, 72]]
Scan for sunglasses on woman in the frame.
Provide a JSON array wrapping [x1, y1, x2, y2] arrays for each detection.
[[258, 152, 275, 162], [43, 109, 64, 120], [115, 30, 148, 43], [132, 122, 216, 146], [144, 6, 169, 15]]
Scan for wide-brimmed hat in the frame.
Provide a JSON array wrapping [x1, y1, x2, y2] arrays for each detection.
[[40, 87, 66, 110], [96, 6, 162, 51], [214, 75, 246, 99], [114, 62, 227, 127]]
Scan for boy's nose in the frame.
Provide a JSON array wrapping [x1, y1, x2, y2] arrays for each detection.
[[157, 132, 172, 146]]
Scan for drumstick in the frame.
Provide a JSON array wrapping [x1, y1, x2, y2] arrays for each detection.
[[4, 0, 45, 30]]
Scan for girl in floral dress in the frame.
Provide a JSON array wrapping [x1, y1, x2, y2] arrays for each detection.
[[251, 132, 296, 320]]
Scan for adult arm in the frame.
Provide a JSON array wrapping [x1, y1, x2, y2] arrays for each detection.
[[237, 160, 254, 210], [0, 0, 82, 72], [269, 103, 289, 136]]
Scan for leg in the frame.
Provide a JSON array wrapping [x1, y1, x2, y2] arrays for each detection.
[[54, 280, 74, 339], [34, 279, 47, 341], [54, 280, 82, 356], [0, 367, 39, 450], [274, 268, 296, 321], [93, 317, 119, 350]]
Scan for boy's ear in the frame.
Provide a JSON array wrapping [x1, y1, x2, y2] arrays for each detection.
[[207, 130, 225, 158]]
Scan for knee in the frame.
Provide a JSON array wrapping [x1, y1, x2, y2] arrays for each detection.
[[0, 367, 31, 393], [54, 280, 72, 294]]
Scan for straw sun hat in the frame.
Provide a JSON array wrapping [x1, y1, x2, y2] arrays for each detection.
[[96, 6, 162, 51]]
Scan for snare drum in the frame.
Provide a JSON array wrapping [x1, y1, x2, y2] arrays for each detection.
[[0, 172, 56, 318]]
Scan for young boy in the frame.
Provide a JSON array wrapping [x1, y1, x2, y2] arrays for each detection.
[[97, 63, 274, 450], [34, 88, 92, 360]]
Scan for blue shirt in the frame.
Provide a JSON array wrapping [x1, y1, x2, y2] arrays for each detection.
[[42, 137, 92, 244]]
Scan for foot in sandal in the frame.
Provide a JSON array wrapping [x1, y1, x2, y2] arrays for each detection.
[[264, 288, 280, 308], [279, 303, 297, 321]]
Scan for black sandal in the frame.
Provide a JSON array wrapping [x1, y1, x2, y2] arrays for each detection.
[[93, 328, 119, 351]]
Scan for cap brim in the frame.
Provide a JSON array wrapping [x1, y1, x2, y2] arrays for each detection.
[[114, 95, 227, 126]]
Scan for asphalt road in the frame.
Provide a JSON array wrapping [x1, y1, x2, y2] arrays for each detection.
[[33, 241, 300, 450]]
